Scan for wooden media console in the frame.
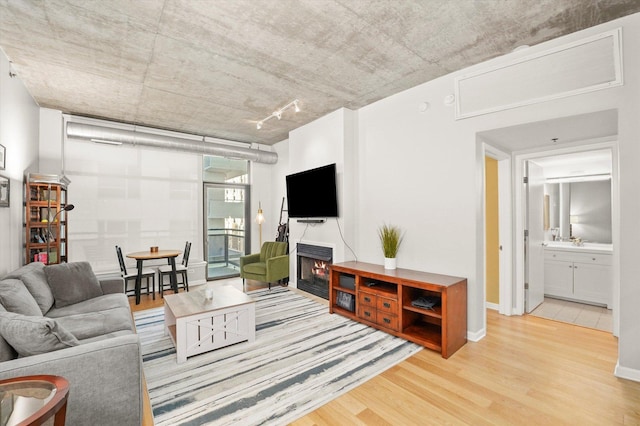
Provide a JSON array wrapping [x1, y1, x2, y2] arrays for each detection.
[[329, 261, 467, 358]]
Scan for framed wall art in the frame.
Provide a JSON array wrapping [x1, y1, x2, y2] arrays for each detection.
[[0, 144, 5, 170], [0, 175, 8, 207]]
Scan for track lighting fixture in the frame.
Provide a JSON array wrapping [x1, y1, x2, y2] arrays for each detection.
[[255, 99, 300, 130]]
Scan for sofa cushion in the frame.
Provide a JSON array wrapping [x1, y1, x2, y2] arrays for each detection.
[[46, 293, 130, 318], [44, 262, 103, 308], [77, 329, 133, 344], [2, 262, 54, 314], [0, 312, 80, 357], [53, 307, 135, 340], [0, 279, 42, 317]]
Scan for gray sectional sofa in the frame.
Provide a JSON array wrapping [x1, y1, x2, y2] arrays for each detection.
[[0, 261, 143, 426]]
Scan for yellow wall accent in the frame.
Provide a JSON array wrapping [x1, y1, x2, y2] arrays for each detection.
[[485, 157, 500, 304]]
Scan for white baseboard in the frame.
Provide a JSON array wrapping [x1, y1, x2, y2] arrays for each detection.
[[485, 302, 500, 311], [615, 361, 640, 383], [467, 327, 486, 342]]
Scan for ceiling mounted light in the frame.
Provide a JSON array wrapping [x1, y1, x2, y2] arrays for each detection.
[[255, 99, 300, 130]]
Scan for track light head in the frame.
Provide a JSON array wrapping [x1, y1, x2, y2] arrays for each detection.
[[255, 99, 299, 129]]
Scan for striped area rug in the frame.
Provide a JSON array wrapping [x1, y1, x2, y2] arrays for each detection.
[[134, 287, 422, 425]]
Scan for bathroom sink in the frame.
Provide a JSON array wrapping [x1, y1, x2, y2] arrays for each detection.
[[544, 241, 613, 252]]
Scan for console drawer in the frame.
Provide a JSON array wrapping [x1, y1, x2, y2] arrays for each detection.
[[376, 313, 399, 331], [358, 306, 377, 323], [377, 296, 398, 315], [359, 291, 377, 308]]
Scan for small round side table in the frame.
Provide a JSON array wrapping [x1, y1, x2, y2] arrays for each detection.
[[0, 375, 69, 426]]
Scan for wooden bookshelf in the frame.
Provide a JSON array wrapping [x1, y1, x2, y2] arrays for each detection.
[[329, 261, 467, 358], [24, 179, 69, 265]]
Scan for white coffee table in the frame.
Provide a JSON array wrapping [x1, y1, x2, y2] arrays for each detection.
[[163, 286, 256, 363]]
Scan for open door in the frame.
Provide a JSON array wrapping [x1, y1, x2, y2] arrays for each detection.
[[526, 160, 545, 312]]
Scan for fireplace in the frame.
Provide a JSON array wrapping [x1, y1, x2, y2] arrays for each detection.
[[296, 243, 332, 300]]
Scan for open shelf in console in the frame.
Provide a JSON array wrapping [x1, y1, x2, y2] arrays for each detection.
[[361, 278, 396, 297], [402, 287, 443, 319]]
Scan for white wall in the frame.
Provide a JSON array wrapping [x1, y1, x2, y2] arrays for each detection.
[[0, 50, 40, 275], [281, 108, 357, 287], [274, 13, 640, 378]]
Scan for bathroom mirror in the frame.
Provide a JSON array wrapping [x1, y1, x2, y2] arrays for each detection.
[[545, 179, 612, 243]]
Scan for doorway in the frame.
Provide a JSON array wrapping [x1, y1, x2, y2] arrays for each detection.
[[516, 144, 617, 334], [478, 109, 620, 336], [523, 149, 614, 332]]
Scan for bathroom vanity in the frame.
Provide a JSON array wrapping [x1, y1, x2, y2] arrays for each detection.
[[543, 242, 612, 308]]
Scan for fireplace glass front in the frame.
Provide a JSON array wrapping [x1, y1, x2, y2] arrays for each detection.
[[296, 243, 332, 300]]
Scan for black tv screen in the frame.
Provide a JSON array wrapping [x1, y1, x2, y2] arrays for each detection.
[[286, 163, 339, 218]]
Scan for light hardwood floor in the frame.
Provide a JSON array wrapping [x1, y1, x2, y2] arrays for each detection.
[[131, 285, 640, 426]]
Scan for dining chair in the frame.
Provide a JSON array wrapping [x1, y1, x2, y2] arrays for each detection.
[[159, 241, 191, 297], [116, 245, 156, 300]]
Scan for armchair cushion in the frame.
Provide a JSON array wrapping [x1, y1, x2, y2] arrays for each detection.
[[260, 241, 287, 261], [0, 312, 80, 357], [243, 262, 266, 276], [44, 262, 103, 308]]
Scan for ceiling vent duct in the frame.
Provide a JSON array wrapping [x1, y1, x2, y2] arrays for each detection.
[[65, 122, 278, 164]]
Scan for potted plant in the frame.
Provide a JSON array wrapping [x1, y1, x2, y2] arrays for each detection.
[[377, 224, 403, 269]]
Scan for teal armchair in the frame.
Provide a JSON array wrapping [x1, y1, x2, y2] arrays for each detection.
[[240, 241, 289, 290]]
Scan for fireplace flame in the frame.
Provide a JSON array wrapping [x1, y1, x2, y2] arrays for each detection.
[[312, 260, 328, 277]]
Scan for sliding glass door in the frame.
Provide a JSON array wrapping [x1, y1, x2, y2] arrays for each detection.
[[203, 157, 250, 280]]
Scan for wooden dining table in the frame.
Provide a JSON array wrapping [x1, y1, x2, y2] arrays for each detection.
[[126, 249, 181, 304]]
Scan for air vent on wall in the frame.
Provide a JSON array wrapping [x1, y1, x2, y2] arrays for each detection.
[[454, 28, 623, 119]]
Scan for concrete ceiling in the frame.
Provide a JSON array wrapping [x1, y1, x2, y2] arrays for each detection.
[[1, 1, 639, 146]]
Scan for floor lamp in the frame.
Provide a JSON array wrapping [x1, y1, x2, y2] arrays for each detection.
[[256, 202, 265, 247], [47, 204, 74, 264]]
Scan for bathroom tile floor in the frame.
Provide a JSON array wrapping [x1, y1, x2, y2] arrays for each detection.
[[530, 297, 612, 332]]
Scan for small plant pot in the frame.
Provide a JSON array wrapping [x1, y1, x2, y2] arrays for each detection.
[[384, 257, 397, 270]]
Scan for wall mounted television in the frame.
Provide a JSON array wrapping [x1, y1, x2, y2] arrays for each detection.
[[286, 163, 339, 218]]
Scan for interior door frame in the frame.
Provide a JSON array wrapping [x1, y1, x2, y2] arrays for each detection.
[[524, 160, 546, 313], [484, 144, 513, 316], [512, 138, 619, 335]]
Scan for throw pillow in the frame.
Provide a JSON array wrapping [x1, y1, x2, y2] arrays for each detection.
[[0, 305, 17, 361], [44, 262, 103, 308], [0, 279, 43, 317], [0, 312, 80, 357], [4, 262, 55, 314]]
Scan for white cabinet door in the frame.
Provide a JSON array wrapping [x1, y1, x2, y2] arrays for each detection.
[[544, 259, 574, 299], [573, 262, 612, 307]]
